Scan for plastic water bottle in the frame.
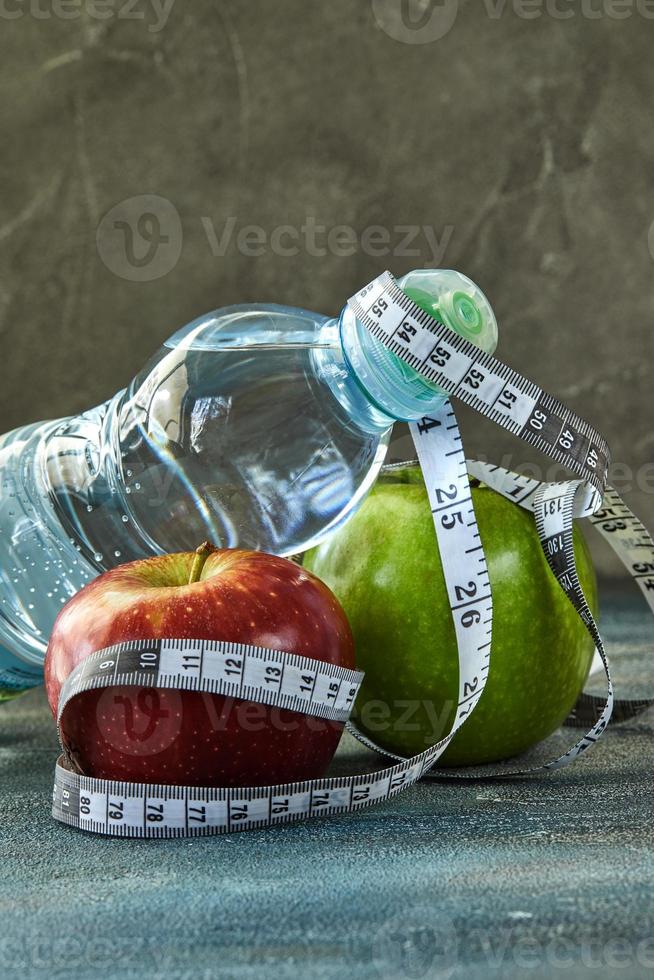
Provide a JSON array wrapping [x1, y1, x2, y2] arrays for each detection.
[[0, 269, 498, 697]]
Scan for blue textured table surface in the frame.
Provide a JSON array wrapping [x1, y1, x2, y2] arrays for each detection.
[[1, 593, 652, 980]]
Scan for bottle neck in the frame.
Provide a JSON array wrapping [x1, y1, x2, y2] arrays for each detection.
[[311, 319, 396, 434], [338, 305, 448, 423]]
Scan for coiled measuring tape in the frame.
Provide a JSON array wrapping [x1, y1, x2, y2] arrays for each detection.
[[52, 272, 653, 837]]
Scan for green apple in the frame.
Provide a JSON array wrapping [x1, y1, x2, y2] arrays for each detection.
[[304, 466, 598, 766]]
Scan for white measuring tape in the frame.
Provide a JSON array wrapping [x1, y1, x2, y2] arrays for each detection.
[[52, 272, 653, 836]]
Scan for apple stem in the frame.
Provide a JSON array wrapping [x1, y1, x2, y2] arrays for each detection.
[[188, 541, 218, 585]]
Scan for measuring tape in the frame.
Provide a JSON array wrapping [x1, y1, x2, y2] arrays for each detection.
[[52, 272, 653, 837]]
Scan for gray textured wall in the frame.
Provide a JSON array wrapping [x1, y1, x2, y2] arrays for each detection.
[[1, 0, 653, 577]]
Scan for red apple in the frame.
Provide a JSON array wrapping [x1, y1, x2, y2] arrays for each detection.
[[45, 545, 355, 787]]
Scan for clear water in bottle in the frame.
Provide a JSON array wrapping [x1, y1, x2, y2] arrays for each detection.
[[0, 270, 498, 696]]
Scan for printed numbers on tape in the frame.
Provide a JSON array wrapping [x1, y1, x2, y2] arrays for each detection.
[[52, 273, 653, 837]]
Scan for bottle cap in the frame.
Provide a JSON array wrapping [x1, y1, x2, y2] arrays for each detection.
[[340, 269, 498, 421]]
